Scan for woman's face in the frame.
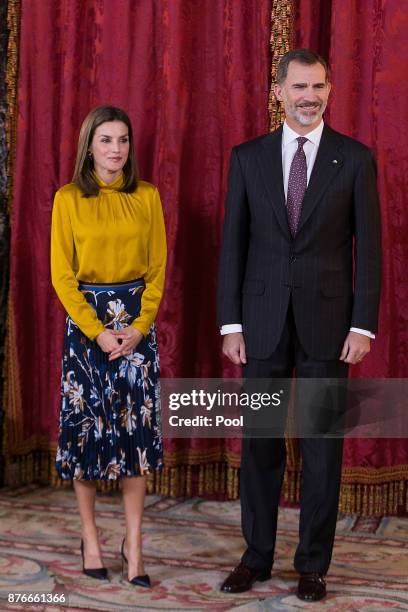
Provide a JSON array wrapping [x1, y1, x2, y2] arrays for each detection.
[[89, 120, 130, 179]]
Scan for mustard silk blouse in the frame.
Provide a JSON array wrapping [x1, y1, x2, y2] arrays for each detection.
[[51, 173, 167, 340]]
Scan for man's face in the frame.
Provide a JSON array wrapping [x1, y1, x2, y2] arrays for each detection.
[[274, 61, 331, 130]]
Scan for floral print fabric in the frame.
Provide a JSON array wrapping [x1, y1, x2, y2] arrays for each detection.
[[55, 280, 162, 480]]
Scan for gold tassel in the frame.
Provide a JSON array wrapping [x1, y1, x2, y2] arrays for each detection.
[[5, 0, 21, 207], [4, 446, 408, 515], [269, 0, 293, 131]]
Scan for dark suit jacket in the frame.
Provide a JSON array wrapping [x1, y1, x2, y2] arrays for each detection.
[[217, 124, 381, 360]]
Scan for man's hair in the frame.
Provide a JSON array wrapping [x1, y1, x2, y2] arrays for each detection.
[[276, 49, 329, 84]]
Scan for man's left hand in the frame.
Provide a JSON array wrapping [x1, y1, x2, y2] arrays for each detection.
[[340, 331, 370, 364]]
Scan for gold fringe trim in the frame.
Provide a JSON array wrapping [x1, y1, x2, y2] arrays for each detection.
[[339, 480, 408, 516], [5, 446, 408, 515], [342, 464, 408, 483], [5, 449, 240, 499], [281, 466, 408, 516], [268, 0, 293, 131]]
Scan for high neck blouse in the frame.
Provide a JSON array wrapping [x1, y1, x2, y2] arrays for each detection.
[[50, 173, 167, 340]]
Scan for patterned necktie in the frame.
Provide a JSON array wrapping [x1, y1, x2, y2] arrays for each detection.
[[287, 136, 308, 237]]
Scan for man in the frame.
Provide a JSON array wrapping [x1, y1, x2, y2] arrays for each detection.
[[217, 49, 381, 601]]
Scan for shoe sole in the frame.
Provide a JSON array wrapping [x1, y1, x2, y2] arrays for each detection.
[[296, 591, 326, 602], [221, 573, 272, 593]]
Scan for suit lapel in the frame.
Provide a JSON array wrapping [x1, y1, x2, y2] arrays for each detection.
[[297, 125, 344, 234], [257, 126, 292, 239]]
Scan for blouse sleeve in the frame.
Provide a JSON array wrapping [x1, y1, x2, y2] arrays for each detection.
[[131, 187, 167, 336], [50, 190, 105, 340]]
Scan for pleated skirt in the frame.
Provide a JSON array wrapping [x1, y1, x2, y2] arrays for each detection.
[[55, 279, 163, 480]]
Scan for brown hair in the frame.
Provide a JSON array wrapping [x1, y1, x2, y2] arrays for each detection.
[[72, 106, 138, 197], [276, 49, 329, 85]]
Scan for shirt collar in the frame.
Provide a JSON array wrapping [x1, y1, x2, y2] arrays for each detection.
[[93, 171, 124, 192], [282, 120, 324, 147]]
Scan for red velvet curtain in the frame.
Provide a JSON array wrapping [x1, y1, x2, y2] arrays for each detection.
[[7, 0, 271, 487], [296, 0, 408, 493], [8, 0, 408, 510]]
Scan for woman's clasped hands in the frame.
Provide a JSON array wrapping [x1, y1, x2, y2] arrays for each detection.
[[96, 326, 143, 360]]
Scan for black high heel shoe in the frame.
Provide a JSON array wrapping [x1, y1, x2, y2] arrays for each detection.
[[121, 538, 151, 588], [80, 539, 108, 580]]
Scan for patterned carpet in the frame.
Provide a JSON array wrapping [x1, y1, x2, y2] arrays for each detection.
[[0, 486, 407, 611]]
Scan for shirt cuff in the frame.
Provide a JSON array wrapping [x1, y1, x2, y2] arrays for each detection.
[[220, 324, 243, 335], [350, 327, 375, 339], [221, 325, 374, 338]]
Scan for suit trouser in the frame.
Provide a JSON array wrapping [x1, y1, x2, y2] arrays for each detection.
[[240, 301, 348, 574]]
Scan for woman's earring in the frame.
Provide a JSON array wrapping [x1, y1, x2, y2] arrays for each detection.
[[87, 151, 93, 160]]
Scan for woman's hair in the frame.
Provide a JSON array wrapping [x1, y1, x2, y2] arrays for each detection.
[[72, 106, 138, 197]]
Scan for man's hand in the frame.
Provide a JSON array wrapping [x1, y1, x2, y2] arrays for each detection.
[[340, 331, 370, 364], [222, 332, 247, 365]]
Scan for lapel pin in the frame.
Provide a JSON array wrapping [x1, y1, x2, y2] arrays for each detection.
[[332, 159, 338, 164]]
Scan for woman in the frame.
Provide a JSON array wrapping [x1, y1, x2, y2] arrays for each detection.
[[51, 106, 166, 587]]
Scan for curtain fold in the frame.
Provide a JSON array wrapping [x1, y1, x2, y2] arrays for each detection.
[[294, 0, 408, 514], [6, 0, 272, 495], [330, 0, 408, 513], [5, 0, 408, 515]]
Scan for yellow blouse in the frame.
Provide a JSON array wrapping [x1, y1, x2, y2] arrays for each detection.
[[51, 172, 167, 340]]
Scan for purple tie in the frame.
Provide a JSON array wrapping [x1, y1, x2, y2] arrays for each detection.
[[287, 136, 308, 237]]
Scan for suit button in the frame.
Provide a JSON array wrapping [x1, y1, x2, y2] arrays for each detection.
[[291, 256, 297, 263]]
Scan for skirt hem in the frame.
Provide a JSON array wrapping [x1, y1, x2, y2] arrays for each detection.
[[56, 463, 164, 482]]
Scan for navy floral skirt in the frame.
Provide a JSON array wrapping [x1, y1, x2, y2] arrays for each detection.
[[55, 279, 163, 480]]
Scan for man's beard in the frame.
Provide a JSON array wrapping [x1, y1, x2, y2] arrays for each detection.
[[289, 102, 325, 126]]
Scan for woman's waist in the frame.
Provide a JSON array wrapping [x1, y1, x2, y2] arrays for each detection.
[[78, 278, 145, 291], [78, 278, 145, 325]]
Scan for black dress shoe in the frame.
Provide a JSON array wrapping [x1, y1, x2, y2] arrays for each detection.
[[297, 573, 326, 601], [220, 562, 271, 593], [121, 538, 151, 588], [80, 540, 108, 580]]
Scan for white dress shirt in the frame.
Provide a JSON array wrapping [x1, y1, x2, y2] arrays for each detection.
[[221, 121, 374, 339], [282, 120, 324, 198]]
